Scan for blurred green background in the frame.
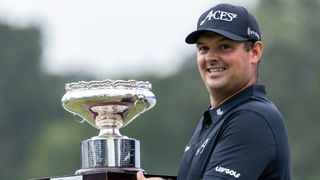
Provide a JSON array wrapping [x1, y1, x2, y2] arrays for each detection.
[[1, 0, 320, 179]]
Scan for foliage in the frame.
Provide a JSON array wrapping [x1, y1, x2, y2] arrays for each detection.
[[256, 0, 320, 178], [0, 22, 62, 180]]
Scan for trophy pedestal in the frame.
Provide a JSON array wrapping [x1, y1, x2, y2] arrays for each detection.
[[36, 168, 177, 180], [34, 170, 177, 180]]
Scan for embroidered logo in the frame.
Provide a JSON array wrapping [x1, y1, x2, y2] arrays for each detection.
[[196, 138, 210, 155], [215, 166, 241, 178], [200, 10, 237, 26], [216, 108, 224, 115], [247, 27, 260, 40]]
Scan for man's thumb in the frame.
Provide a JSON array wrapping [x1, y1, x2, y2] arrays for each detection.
[[137, 171, 145, 180]]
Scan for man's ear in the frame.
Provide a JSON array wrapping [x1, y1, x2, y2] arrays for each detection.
[[250, 41, 264, 64]]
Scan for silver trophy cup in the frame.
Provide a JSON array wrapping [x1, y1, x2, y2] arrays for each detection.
[[61, 79, 156, 175]]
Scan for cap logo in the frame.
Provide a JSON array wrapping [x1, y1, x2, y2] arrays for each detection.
[[247, 27, 260, 40], [200, 10, 237, 26]]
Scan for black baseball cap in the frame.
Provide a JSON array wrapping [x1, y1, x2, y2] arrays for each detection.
[[185, 3, 261, 44]]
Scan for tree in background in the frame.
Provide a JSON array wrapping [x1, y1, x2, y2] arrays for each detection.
[[0, 22, 71, 179], [256, 0, 320, 178]]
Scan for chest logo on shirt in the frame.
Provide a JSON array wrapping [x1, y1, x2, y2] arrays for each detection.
[[196, 138, 210, 155], [217, 108, 224, 115]]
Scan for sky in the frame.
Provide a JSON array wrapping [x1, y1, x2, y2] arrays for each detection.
[[0, 0, 255, 78]]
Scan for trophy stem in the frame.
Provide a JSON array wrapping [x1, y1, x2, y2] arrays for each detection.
[[95, 128, 125, 139]]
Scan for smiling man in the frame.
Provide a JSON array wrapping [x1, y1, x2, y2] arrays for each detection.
[[138, 3, 291, 180]]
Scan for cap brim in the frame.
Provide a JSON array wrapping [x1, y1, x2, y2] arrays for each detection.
[[185, 29, 248, 44]]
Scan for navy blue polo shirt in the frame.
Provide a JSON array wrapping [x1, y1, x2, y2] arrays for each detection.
[[177, 84, 291, 180]]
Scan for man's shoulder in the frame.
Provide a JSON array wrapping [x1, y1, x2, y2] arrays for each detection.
[[223, 97, 287, 138], [233, 96, 283, 121]]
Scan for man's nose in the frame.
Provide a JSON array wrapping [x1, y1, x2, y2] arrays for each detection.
[[205, 49, 218, 62]]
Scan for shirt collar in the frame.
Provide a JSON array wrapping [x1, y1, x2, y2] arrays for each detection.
[[202, 84, 267, 124]]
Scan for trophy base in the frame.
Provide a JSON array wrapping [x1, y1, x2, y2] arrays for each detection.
[[75, 167, 144, 175], [33, 171, 177, 180], [74, 167, 176, 179]]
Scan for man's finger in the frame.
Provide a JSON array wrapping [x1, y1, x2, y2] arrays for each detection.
[[137, 171, 146, 180], [136, 171, 164, 180]]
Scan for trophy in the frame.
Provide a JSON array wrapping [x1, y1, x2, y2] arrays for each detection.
[[33, 79, 176, 180], [61, 79, 155, 175]]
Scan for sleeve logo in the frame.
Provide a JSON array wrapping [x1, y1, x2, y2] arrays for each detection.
[[215, 166, 241, 178]]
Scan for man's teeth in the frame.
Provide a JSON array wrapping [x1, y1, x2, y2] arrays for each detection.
[[209, 67, 226, 72]]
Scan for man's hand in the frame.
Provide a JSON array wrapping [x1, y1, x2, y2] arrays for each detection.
[[136, 171, 164, 180]]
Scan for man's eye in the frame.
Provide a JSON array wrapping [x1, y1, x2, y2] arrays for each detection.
[[220, 44, 231, 50], [198, 47, 209, 53]]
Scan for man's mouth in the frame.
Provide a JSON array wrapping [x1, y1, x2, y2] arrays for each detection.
[[208, 67, 227, 73]]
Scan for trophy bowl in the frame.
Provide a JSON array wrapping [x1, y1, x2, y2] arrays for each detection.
[[61, 79, 156, 175]]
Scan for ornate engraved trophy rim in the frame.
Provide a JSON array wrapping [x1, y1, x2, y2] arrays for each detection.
[[61, 79, 156, 138], [65, 79, 152, 92]]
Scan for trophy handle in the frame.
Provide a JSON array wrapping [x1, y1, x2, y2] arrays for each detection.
[[134, 94, 147, 114], [73, 114, 86, 123]]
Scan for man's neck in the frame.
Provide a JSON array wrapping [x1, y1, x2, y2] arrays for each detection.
[[209, 81, 256, 108]]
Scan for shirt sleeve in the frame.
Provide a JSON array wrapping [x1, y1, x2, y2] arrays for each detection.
[[202, 110, 276, 179]]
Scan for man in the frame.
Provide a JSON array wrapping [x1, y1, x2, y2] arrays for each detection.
[[138, 3, 291, 179]]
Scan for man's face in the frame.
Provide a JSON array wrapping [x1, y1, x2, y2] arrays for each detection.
[[196, 32, 260, 98]]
